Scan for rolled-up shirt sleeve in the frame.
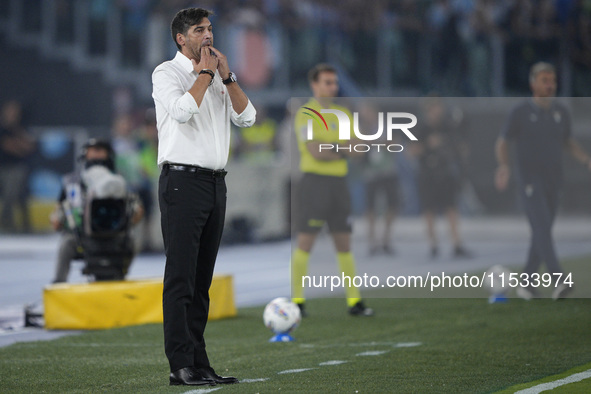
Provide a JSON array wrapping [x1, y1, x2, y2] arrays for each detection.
[[152, 68, 199, 124], [231, 99, 256, 127]]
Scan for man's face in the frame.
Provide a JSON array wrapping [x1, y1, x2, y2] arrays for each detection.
[[86, 147, 109, 161], [425, 102, 444, 125], [311, 72, 339, 99], [530, 71, 557, 98], [1, 101, 22, 127], [178, 18, 213, 61]]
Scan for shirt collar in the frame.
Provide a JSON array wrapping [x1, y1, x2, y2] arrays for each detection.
[[174, 51, 195, 74], [528, 97, 556, 113], [309, 97, 334, 109]]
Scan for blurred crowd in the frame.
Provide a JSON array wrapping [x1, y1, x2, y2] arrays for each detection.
[[2, 0, 591, 239], [0, 99, 160, 246], [115, 0, 589, 33], [108, 0, 591, 95], [0, 100, 35, 233]]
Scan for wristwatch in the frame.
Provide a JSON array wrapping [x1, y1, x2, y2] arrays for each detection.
[[199, 69, 215, 86], [222, 72, 237, 85]]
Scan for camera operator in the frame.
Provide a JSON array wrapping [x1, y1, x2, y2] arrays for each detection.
[[50, 139, 144, 283]]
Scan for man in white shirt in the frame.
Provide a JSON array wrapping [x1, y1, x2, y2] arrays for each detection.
[[152, 8, 256, 387]]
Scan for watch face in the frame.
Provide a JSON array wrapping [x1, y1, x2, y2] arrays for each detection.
[[224, 72, 236, 84]]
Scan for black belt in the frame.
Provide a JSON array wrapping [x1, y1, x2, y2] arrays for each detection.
[[165, 163, 227, 178]]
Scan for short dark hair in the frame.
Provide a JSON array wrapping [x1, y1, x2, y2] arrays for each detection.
[[82, 138, 114, 157], [529, 62, 555, 83], [171, 8, 214, 51], [308, 63, 337, 83]]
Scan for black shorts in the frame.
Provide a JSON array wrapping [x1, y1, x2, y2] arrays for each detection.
[[295, 173, 352, 233], [366, 174, 399, 212], [418, 174, 459, 213]]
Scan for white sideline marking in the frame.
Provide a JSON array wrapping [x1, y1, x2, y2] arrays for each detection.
[[356, 350, 389, 357], [514, 369, 591, 394], [319, 360, 348, 366], [350, 341, 400, 347], [55, 343, 152, 347], [241, 378, 269, 383], [395, 342, 422, 348], [182, 387, 222, 394], [278, 368, 316, 374], [0, 328, 37, 336], [299, 341, 422, 349]]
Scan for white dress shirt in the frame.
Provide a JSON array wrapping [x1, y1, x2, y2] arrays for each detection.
[[152, 51, 256, 169]]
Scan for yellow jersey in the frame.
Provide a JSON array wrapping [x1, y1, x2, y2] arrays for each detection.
[[294, 98, 352, 177]]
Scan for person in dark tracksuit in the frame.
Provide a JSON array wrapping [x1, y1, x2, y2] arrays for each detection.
[[495, 62, 591, 300]]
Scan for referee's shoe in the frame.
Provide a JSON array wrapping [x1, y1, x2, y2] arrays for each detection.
[[296, 301, 374, 317], [349, 301, 374, 317]]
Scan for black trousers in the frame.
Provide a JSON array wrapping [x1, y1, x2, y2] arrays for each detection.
[[158, 166, 226, 372], [521, 180, 562, 277]]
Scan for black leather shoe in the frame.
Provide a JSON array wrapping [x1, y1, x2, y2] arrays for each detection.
[[169, 367, 216, 386], [196, 366, 239, 384]]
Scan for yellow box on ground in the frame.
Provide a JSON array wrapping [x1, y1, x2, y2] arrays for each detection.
[[0, 199, 55, 232], [44, 275, 236, 330]]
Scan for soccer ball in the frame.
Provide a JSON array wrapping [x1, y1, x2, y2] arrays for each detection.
[[263, 297, 301, 334], [484, 265, 512, 296]]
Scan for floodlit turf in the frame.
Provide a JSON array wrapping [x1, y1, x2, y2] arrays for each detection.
[[497, 362, 591, 393], [1, 258, 590, 393]]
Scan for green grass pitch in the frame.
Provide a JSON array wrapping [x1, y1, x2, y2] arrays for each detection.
[[1, 257, 590, 393]]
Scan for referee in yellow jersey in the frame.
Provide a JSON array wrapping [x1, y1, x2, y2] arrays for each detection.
[[291, 63, 373, 317]]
